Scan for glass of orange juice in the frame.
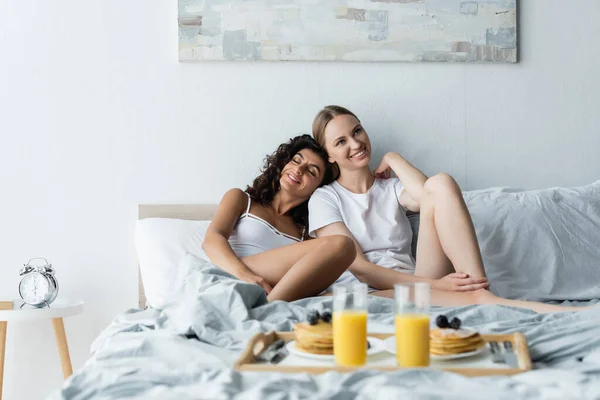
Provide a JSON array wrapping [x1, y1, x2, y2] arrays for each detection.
[[332, 283, 368, 367], [394, 282, 430, 367]]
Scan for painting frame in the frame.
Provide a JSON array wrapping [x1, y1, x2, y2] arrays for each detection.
[[178, 0, 518, 63]]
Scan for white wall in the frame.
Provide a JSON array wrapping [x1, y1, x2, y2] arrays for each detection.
[[0, 0, 599, 398]]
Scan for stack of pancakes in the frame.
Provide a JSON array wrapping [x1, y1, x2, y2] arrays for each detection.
[[293, 321, 334, 355], [430, 328, 485, 356]]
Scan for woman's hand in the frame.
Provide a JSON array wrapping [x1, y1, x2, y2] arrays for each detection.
[[373, 152, 428, 204], [239, 271, 274, 294], [432, 272, 489, 292], [373, 154, 394, 179]]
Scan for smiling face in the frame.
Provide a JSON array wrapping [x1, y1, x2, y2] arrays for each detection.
[[279, 149, 326, 200], [322, 114, 372, 173]]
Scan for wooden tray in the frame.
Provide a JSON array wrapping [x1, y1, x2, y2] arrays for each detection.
[[234, 331, 532, 377]]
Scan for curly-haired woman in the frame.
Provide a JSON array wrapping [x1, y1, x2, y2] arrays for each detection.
[[202, 135, 356, 302]]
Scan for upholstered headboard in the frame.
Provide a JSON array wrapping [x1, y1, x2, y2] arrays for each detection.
[[137, 204, 218, 309]]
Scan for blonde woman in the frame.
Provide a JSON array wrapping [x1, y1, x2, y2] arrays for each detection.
[[309, 105, 582, 313]]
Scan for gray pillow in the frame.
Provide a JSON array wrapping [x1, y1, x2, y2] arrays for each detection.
[[406, 211, 420, 259], [463, 181, 600, 301]]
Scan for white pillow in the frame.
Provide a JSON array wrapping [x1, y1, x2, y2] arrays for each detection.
[[135, 218, 211, 308], [464, 181, 600, 301]]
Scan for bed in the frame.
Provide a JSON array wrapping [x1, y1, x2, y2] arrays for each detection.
[[136, 204, 218, 309], [50, 182, 600, 399]]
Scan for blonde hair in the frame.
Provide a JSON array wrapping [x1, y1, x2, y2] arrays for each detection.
[[311, 105, 360, 179]]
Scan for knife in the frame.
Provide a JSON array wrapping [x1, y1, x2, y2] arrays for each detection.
[[503, 341, 520, 368], [270, 346, 289, 364], [257, 339, 289, 364]]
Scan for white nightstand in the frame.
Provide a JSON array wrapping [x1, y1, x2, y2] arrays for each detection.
[[0, 298, 84, 400]]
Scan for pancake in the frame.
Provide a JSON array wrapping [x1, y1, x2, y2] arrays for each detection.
[[430, 328, 485, 356], [294, 342, 334, 355], [430, 328, 479, 341], [294, 320, 334, 354]]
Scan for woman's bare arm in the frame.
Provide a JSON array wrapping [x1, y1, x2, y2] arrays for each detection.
[[314, 222, 431, 289], [202, 189, 273, 292], [374, 152, 427, 211], [315, 222, 488, 292]]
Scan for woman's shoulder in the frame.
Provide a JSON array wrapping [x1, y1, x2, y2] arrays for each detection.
[[222, 188, 249, 201], [309, 184, 341, 206], [219, 188, 250, 212], [376, 177, 400, 186], [313, 182, 341, 197], [376, 177, 402, 191]]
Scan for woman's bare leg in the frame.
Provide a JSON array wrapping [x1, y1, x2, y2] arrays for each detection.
[[242, 235, 355, 302], [414, 173, 486, 279], [370, 289, 586, 313]]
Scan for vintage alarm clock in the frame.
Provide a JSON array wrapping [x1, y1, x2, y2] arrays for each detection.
[[18, 258, 59, 307]]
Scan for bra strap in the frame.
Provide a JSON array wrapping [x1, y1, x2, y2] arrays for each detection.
[[244, 192, 252, 215]]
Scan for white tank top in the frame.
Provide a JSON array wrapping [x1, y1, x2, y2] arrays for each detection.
[[228, 193, 303, 258]]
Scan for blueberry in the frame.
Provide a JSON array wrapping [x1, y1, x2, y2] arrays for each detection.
[[436, 315, 450, 329], [449, 317, 462, 330], [321, 311, 332, 323], [307, 310, 320, 325]]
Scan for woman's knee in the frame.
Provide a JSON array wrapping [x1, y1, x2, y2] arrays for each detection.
[[324, 235, 356, 263], [423, 173, 461, 196]]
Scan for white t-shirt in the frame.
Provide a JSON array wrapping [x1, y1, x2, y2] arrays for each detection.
[[308, 178, 416, 286]]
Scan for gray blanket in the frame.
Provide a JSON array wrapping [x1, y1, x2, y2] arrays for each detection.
[[51, 254, 600, 399]]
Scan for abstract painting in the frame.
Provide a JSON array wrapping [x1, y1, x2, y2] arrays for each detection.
[[178, 0, 517, 63]]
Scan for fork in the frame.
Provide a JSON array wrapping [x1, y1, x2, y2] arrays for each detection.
[[488, 341, 504, 364]]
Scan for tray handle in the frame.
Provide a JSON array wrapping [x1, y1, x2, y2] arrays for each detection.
[[234, 331, 278, 368], [513, 332, 532, 370]]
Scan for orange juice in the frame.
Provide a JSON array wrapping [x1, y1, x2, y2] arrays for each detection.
[[395, 314, 430, 367], [333, 311, 368, 366]]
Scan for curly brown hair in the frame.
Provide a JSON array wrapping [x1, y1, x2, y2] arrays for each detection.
[[246, 134, 334, 232]]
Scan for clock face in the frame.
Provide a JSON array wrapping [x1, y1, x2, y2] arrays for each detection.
[[19, 272, 50, 304]]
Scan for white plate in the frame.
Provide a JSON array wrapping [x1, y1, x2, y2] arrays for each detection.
[[286, 337, 385, 360], [383, 336, 485, 361]]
